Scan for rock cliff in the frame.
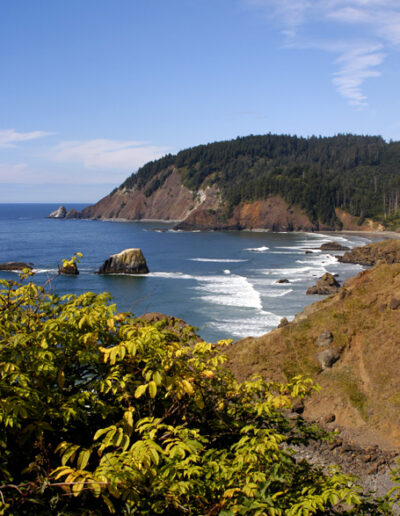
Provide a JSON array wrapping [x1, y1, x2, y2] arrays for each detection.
[[97, 248, 149, 275], [67, 168, 331, 231], [338, 238, 400, 265], [65, 132, 400, 232]]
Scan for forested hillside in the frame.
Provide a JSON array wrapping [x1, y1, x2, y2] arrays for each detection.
[[119, 133, 400, 227]]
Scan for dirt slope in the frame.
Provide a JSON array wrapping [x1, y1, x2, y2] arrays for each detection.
[[227, 256, 400, 449]]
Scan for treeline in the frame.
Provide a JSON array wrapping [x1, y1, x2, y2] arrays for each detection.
[[119, 133, 400, 225]]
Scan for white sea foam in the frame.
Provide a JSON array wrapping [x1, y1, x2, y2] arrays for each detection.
[[223, 269, 231, 274], [189, 258, 247, 262], [261, 288, 293, 297], [195, 274, 263, 309], [148, 272, 195, 280], [207, 311, 281, 338], [244, 246, 269, 252]]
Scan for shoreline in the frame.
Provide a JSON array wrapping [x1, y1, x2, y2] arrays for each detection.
[[70, 216, 400, 238]]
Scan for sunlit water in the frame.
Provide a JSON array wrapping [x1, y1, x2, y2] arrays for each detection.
[[0, 203, 371, 341]]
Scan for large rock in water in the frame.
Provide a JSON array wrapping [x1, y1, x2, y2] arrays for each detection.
[[0, 261, 33, 271], [97, 248, 149, 274], [48, 206, 67, 218], [306, 273, 340, 295]]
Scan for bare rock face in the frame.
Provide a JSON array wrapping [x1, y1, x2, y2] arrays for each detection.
[[317, 348, 340, 369], [278, 317, 289, 328], [306, 273, 340, 295], [338, 239, 400, 266], [316, 330, 334, 346], [48, 206, 67, 218], [65, 209, 82, 219], [97, 248, 149, 275], [0, 262, 33, 271]]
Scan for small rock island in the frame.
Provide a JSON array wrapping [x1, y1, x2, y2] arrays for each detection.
[[48, 206, 67, 218], [97, 248, 149, 275]]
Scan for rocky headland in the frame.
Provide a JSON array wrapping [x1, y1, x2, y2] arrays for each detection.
[[60, 133, 400, 233], [338, 238, 400, 265]]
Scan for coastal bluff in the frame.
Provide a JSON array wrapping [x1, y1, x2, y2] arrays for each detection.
[[97, 248, 149, 275]]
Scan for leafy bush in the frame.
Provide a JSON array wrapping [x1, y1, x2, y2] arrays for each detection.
[[0, 264, 394, 514]]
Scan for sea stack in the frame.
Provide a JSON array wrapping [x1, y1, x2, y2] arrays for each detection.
[[48, 206, 67, 218], [58, 263, 79, 275], [97, 248, 149, 274]]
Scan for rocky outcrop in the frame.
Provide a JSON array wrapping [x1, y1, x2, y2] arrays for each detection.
[[75, 170, 203, 221], [338, 239, 400, 266], [0, 262, 33, 271], [48, 206, 67, 218], [174, 197, 329, 232], [58, 263, 79, 275], [320, 241, 349, 251], [97, 248, 149, 275], [65, 209, 82, 219], [306, 273, 340, 295], [67, 168, 333, 232]]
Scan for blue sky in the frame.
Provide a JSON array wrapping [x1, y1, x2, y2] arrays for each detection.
[[1, 0, 400, 202]]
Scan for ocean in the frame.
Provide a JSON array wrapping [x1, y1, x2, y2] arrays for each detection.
[[0, 203, 372, 342]]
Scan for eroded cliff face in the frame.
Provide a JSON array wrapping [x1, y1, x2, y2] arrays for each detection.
[[70, 168, 371, 232], [335, 208, 385, 231], [175, 197, 332, 231], [76, 170, 196, 221]]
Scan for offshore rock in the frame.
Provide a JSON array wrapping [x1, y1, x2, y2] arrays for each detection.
[[58, 262, 79, 275], [320, 241, 349, 251], [98, 248, 149, 275], [0, 261, 33, 271], [306, 273, 340, 295], [48, 206, 67, 218]]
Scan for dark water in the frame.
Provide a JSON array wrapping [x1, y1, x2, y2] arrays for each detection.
[[0, 203, 371, 341]]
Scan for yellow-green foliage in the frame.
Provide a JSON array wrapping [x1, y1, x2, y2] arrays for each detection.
[[0, 264, 395, 515]]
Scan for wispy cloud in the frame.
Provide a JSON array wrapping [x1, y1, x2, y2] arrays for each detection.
[[243, 0, 400, 106], [48, 139, 169, 172], [0, 129, 52, 148]]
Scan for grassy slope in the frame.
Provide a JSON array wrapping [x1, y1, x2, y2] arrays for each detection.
[[227, 247, 400, 448]]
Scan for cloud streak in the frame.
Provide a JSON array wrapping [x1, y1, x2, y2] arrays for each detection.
[[0, 129, 52, 148], [243, 0, 400, 105], [48, 139, 169, 172]]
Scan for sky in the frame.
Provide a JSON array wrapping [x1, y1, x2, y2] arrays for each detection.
[[1, 0, 400, 203]]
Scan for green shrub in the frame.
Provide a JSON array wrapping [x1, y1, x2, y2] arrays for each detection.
[[0, 263, 394, 514]]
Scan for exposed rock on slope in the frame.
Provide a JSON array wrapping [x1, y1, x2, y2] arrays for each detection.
[[226, 261, 400, 449], [174, 197, 327, 231], [335, 208, 385, 232], [72, 170, 205, 222], [338, 238, 400, 265], [98, 248, 149, 274]]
